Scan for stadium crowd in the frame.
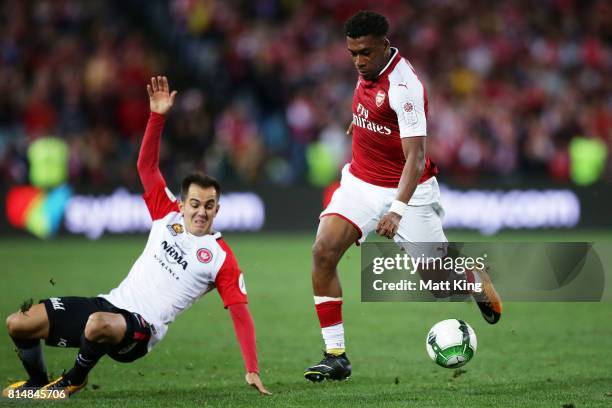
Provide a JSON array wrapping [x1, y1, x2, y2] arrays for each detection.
[[0, 0, 610, 189]]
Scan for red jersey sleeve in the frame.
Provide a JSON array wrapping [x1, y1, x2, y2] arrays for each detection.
[[138, 112, 179, 220], [137, 113, 166, 191], [142, 182, 179, 221], [228, 303, 259, 373], [215, 238, 248, 308]]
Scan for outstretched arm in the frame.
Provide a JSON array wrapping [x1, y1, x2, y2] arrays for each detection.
[[216, 240, 269, 395], [137, 76, 178, 192], [227, 303, 271, 395]]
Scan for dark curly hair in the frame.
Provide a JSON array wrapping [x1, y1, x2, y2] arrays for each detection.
[[344, 10, 389, 39]]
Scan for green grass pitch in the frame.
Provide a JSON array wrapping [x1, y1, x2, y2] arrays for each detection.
[[1, 232, 611, 407]]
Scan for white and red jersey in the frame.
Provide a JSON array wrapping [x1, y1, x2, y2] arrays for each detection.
[[100, 182, 247, 349], [350, 47, 438, 188]]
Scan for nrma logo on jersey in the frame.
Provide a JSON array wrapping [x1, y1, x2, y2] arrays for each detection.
[[161, 240, 188, 270], [6, 185, 72, 239]]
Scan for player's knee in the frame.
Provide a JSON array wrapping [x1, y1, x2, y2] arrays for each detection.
[[84, 313, 112, 342], [312, 239, 342, 270], [6, 313, 18, 336], [6, 313, 31, 338]]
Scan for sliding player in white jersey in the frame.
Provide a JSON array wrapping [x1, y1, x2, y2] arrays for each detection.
[[3, 76, 270, 398]]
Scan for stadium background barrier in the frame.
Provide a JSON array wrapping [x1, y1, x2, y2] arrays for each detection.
[[1, 182, 610, 239]]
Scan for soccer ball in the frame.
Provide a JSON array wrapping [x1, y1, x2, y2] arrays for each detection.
[[426, 319, 477, 368]]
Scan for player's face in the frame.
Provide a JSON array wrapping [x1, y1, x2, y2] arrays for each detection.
[[179, 184, 219, 236], [346, 35, 390, 81]]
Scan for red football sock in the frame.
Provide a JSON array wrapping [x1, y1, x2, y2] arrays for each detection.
[[314, 297, 345, 352], [315, 298, 343, 328]]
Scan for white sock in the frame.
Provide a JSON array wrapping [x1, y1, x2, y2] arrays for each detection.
[[322, 323, 345, 351]]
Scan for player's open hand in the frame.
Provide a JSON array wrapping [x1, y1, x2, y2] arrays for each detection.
[[245, 372, 271, 395], [147, 76, 177, 115], [376, 212, 401, 239]]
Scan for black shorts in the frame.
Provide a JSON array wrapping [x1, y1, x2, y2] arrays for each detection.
[[41, 296, 152, 363]]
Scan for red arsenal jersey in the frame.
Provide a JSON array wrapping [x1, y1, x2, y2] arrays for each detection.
[[349, 48, 438, 187]]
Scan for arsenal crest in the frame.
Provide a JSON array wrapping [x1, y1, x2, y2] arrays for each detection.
[[375, 90, 386, 107]]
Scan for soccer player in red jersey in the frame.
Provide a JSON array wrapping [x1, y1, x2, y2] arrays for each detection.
[[3, 77, 270, 398], [304, 11, 502, 382]]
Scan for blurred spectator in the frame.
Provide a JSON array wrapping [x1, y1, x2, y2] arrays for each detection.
[[1, 0, 611, 190]]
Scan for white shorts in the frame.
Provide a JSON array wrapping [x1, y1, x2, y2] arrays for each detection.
[[321, 164, 448, 258]]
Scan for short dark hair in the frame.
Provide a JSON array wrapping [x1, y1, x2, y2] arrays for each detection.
[[181, 172, 221, 201], [344, 10, 389, 39]]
